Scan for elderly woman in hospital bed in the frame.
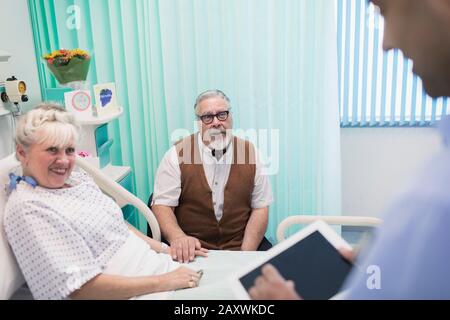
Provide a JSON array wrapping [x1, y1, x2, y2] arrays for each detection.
[[2, 104, 208, 300]]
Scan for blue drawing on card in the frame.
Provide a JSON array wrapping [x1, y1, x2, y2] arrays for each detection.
[[100, 89, 113, 107]]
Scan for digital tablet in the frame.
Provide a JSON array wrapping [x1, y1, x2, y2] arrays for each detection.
[[230, 220, 353, 300]]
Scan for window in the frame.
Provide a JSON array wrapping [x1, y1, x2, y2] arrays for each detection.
[[336, 0, 448, 127]]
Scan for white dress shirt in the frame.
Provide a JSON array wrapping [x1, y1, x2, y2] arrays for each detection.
[[153, 133, 273, 221]]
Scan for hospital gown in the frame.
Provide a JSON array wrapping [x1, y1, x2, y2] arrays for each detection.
[[3, 169, 176, 300]]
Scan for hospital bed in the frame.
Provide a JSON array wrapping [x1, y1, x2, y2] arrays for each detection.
[[276, 215, 382, 242], [0, 153, 381, 300], [176, 214, 382, 300], [0, 153, 264, 300], [0, 153, 160, 299]]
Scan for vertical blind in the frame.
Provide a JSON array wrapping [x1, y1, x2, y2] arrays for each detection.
[[337, 0, 448, 127]]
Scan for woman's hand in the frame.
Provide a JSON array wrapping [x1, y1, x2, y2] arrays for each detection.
[[159, 266, 201, 291]]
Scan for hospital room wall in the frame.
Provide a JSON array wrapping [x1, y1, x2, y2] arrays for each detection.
[[341, 127, 441, 218], [0, 0, 443, 221], [0, 0, 41, 157]]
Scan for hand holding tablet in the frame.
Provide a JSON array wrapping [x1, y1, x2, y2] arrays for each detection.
[[230, 220, 354, 300]]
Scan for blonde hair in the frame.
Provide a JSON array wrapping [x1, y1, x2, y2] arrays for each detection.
[[15, 103, 80, 149]]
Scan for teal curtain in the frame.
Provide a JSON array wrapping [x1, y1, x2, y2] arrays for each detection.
[[28, 0, 341, 243]]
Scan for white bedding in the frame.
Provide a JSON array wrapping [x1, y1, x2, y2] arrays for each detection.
[[173, 250, 264, 300], [10, 250, 264, 300]]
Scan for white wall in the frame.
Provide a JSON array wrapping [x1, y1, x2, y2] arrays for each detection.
[[0, 0, 41, 158], [341, 127, 442, 218]]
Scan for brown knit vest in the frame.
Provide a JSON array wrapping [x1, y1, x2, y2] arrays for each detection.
[[174, 134, 256, 250]]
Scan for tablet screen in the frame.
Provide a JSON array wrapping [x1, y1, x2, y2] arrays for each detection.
[[238, 231, 353, 300]]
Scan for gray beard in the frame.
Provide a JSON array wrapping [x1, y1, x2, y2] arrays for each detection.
[[204, 129, 231, 150]]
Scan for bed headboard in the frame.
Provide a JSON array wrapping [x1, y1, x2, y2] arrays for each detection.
[[0, 153, 25, 300]]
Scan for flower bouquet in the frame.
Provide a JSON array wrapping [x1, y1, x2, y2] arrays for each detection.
[[43, 49, 91, 85]]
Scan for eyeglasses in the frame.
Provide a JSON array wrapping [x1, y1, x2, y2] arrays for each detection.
[[197, 110, 230, 124]]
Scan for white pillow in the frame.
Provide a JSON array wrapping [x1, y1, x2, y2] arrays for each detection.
[[0, 154, 25, 299]]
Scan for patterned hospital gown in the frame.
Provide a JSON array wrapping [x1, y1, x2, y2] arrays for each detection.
[[4, 169, 130, 300]]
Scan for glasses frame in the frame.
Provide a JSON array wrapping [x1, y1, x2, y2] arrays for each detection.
[[196, 110, 231, 124]]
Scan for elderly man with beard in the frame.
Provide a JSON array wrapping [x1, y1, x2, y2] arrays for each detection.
[[151, 90, 273, 263]]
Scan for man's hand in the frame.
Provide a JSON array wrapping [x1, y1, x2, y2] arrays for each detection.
[[338, 247, 356, 263], [169, 235, 208, 263], [248, 264, 301, 300], [249, 248, 355, 300]]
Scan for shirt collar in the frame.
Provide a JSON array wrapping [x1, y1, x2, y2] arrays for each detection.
[[6, 173, 38, 194]]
